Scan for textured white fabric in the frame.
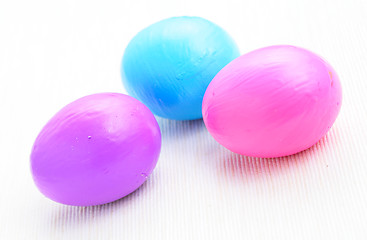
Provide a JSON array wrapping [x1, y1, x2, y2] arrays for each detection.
[[1, 0, 367, 239]]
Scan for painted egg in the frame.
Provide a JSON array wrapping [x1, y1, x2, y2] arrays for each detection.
[[30, 93, 161, 206], [202, 45, 342, 158], [121, 16, 240, 120]]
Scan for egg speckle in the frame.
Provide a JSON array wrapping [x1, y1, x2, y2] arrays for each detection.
[[202, 45, 342, 158]]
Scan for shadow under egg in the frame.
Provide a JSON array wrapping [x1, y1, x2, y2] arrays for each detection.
[[157, 117, 206, 141], [45, 176, 152, 234], [204, 127, 340, 184]]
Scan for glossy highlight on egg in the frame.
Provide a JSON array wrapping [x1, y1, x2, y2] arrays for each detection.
[[202, 45, 342, 158], [30, 93, 161, 206], [121, 16, 240, 120]]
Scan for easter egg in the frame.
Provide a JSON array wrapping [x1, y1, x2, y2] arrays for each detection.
[[121, 16, 240, 120], [30, 93, 161, 206], [202, 45, 342, 158]]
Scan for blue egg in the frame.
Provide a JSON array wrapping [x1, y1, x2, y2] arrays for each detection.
[[121, 16, 240, 120]]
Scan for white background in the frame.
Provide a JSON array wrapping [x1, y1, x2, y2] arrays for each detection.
[[1, 0, 367, 239]]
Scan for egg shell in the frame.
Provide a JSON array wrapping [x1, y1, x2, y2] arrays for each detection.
[[121, 16, 240, 120], [30, 93, 161, 206], [202, 45, 342, 158]]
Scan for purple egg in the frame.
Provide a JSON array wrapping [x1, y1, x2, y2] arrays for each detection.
[[31, 93, 161, 206]]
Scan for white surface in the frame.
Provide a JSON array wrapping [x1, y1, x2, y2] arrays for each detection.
[[1, 0, 367, 239]]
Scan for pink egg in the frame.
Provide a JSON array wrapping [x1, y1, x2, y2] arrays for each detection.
[[202, 45, 342, 158]]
